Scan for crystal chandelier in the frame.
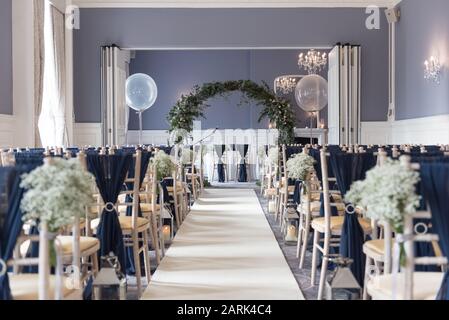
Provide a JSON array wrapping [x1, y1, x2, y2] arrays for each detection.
[[424, 56, 441, 84], [298, 49, 328, 75], [274, 76, 299, 95]]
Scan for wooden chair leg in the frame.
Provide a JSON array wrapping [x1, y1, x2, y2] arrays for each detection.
[[142, 230, 151, 283], [132, 233, 142, 297], [317, 255, 329, 300], [150, 213, 161, 265], [296, 221, 303, 259], [363, 255, 372, 300], [299, 214, 311, 269], [310, 230, 320, 285], [92, 253, 99, 277]]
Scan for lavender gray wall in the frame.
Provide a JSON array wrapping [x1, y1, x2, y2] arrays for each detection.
[[128, 49, 328, 130], [0, 0, 12, 115], [73, 8, 390, 126], [395, 0, 449, 120]]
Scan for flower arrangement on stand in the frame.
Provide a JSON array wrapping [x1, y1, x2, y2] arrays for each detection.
[[20, 158, 95, 265], [345, 159, 421, 266], [268, 147, 279, 166], [181, 148, 193, 165], [286, 153, 315, 181], [152, 150, 177, 181], [21, 158, 94, 232], [167, 80, 296, 144]]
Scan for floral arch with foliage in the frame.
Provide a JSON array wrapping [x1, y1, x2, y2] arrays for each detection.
[[167, 80, 295, 144]]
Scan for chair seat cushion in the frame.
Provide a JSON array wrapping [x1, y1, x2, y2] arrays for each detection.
[[363, 239, 394, 258], [367, 272, 444, 300], [311, 216, 371, 234], [118, 203, 161, 214], [302, 201, 345, 213], [56, 236, 100, 255], [264, 188, 277, 197], [91, 216, 150, 231], [10, 274, 76, 300]]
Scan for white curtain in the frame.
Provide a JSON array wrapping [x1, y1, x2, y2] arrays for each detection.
[[38, 1, 67, 147], [34, 0, 45, 147]]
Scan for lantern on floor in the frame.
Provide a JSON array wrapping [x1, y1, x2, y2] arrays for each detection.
[[283, 204, 299, 245], [92, 253, 127, 300], [325, 256, 362, 300], [161, 204, 175, 245]]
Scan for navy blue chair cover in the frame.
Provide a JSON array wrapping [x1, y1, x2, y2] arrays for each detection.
[[157, 146, 173, 155], [87, 153, 133, 270], [329, 152, 377, 286], [292, 180, 302, 205], [0, 167, 31, 300], [420, 162, 449, 300], [215, 145, 226, 183], [124, 151, 152, 275], [237, 145, 249, 183], [286, 146, 303, 160]]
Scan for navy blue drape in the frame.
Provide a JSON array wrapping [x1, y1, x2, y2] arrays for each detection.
[[87, 154, 133, 270], [329, 152, 377, 286], [124, 151, 152, 275], [0, 167, 30, 300], [215, 145, 226, 183], [237, 145, 249, 183], [420, 162, 449, 300]]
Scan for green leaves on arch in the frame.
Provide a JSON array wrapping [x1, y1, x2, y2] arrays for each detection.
[[167, 80, 296, 144]]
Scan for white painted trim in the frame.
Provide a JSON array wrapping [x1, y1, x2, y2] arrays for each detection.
[[73, 123, 102, 147], [74, 117, 449, 148], [391, 115, 449, 145], [73, 0, 397, 9], [66, 0, 75, 146], [360, 121, 391, 145], [0, 115, 17, 148], [12, 0, 35, 148]]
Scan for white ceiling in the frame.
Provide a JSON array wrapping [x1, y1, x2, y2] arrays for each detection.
[[73, 0, 401, 8]]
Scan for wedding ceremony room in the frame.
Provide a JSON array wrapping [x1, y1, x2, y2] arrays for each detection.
[[1, 0, 449, 305]]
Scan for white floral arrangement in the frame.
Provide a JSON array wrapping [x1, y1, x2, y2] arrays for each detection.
[[152, 150, 177, 181], [345, 159, 420, 232], [169, 128, 191, 146], [286, 153, 315, 181], [181, 148, 193, 165], [268, 147, 279, 165], [258, 146, 267, 160], [20, 158, 94, 232]]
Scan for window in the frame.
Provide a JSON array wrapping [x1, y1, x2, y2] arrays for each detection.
[[38, 0, 65, 147]]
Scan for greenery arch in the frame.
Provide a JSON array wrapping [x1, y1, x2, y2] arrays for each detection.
[[167, 80, 295, 144]]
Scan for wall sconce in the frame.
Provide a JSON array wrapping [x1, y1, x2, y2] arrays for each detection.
[[424, 56, 442, 84]]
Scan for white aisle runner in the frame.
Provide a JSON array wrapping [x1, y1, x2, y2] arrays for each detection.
[[141, 189, 304, 300]]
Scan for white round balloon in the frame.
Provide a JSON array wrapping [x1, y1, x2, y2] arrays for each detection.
[[126, 73, 158, 112], [294, 74, 328, 113]]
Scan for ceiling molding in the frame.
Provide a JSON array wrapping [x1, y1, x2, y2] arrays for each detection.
[[72, 0, 399, 9]]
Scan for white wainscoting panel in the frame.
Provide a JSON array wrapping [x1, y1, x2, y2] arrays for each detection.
[[360, 121, 391, 145], [74, 123, 102, 147], [391, 115, 449, 145], [0, 115, 17, 148], [127, 130, 170, 145]]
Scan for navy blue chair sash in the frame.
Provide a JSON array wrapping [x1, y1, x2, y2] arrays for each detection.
[[87, 153, 133, 271]]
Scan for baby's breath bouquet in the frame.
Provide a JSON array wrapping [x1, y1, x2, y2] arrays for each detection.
[[268, 147, 279, 165], [152, 150, 177, 181], [169, 128, 191, 146], [20, 158, 94, 233], [258, 146, 267, 160], [181, 148, 193, 165], [286, 153, 315, 181], [345, 159, 420, 266]]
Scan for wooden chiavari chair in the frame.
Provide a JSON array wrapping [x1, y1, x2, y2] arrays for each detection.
[[311, 148, 373, 300], [366, 156, 448, 300], [90, 149, 151, 298]]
